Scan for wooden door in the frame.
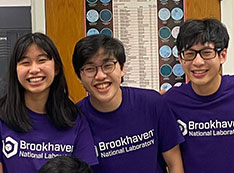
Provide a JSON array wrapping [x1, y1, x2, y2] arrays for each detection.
[[186, 0, 221, 20], [45, 0, 86, 103]]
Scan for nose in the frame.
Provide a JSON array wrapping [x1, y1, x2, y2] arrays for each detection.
[[29, 63, 40, 74], [192, 53, 205, 66], [95, 66, 107, 79]]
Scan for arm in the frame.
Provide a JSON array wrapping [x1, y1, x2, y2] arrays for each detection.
[[0, 162, 3, 173], [162, 145, 184, 173], [74, 115, 98, 166], [159, 89, 167, 95]]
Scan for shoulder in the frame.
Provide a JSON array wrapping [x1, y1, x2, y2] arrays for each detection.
[[223, 74, 234, 79], [76, 97, 95, 119], [122, 86, 161, 98], [223, 75, 234, 85], [0, 118, 15, 137], [220, 75, 234, 94], [77, 97, 89, 109], [164, 82, 190, 98], [121, 86, 164, 108], [75, 114, 89, 126]]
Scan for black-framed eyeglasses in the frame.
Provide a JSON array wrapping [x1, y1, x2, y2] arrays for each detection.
[[180, 48, 222, 61], [80, 61, 118, 78]]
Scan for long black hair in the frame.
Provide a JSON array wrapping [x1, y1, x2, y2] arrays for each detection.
[[0, 32, 80, 132]]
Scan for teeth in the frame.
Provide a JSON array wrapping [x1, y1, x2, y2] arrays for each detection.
[[29, 77, 43, 82], [193, 71, 206, 74], [96, 83, 109, 89]]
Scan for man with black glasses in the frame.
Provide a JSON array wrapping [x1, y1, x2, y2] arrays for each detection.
[[163, 19, 233, 172], [72, 34, 184, 173]]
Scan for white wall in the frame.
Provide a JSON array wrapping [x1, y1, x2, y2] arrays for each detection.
[[0, 0, 46, 33], [221, 0, 234, 74], [31, 0, 46, 33], [0, 0, 30, 6]]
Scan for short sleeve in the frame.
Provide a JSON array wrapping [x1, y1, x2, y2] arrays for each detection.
[[73, 115, 98, 166], [157, 100, 184, 152]]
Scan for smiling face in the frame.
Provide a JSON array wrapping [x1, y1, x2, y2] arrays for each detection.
[[80, 48, 125, 112], [17, 43, 56, 98], [179, 42, 227, 95]]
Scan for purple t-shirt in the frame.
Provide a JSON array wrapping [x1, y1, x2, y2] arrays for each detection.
[[0, 109, 98, 172], [78, 86, 184, 173], [164, 75, 234, 173]]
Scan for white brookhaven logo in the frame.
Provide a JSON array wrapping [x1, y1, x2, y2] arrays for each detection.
[[96, 129, 155, 158], [2, 137, 74, 159], [177, 119, 234, 137], [98, 129, 154, 151], [2, 137, 18, 158], [188, 120, 234, 130], [177, 119, 187, 136]]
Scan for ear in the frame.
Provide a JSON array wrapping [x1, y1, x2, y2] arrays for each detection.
[[121, 64, 125, 77], [55, 66, 60, 75], [219, 48, 227, 65], [178, 55, 183, 64], [78, 77, 83, 85]]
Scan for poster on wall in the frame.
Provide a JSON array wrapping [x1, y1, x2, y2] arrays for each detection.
[[85, 0, 113, 37], [158, 0, 185, 91], [85, 0, 185, 91]]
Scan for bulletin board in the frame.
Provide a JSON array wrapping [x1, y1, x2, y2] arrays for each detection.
[[85, 0, 186, 91]]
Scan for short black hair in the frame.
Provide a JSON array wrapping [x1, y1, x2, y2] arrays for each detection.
[[38, 156, 93, 173], [72, 34, 126, 79], [176, 18, 229, 52]]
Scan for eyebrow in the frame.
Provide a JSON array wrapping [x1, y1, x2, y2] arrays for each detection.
[[85, 57, 116, 65], [186, 46, 214, 51], [18, 53, 50, 61]]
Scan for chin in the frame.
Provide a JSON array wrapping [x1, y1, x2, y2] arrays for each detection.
[[192, 80, 209, 86]]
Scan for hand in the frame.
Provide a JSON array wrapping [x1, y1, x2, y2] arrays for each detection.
[[159, 89, 167, 95]]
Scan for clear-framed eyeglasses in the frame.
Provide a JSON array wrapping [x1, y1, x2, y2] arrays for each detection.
[[179, 48, 222, 61], [80, 61, 118, 78]]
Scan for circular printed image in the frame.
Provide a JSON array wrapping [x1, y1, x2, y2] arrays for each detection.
[[172, 26, 180, 39], [87, 0, 98, 4], [100, 0, 111, 3], [87, 28, 99, 36], [172, 46, 178, 58], [159, 26, 171, 40], [86, 9, 99, 23], [173, 64, 184, 77], [100, 9, 112, 22], [160, 82, 172, 91], [160, 0, 168, 2], [160, 64, 172, 77], [158, 8, 170, 21], [160, 45, 172, 59], [171, 7, 184, 21], [100, 28, 112, 37]]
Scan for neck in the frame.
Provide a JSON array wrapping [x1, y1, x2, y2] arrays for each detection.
[[192, 75, 222, 96], [90, 88, 122, 112], [24, 91, 49, 114]]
